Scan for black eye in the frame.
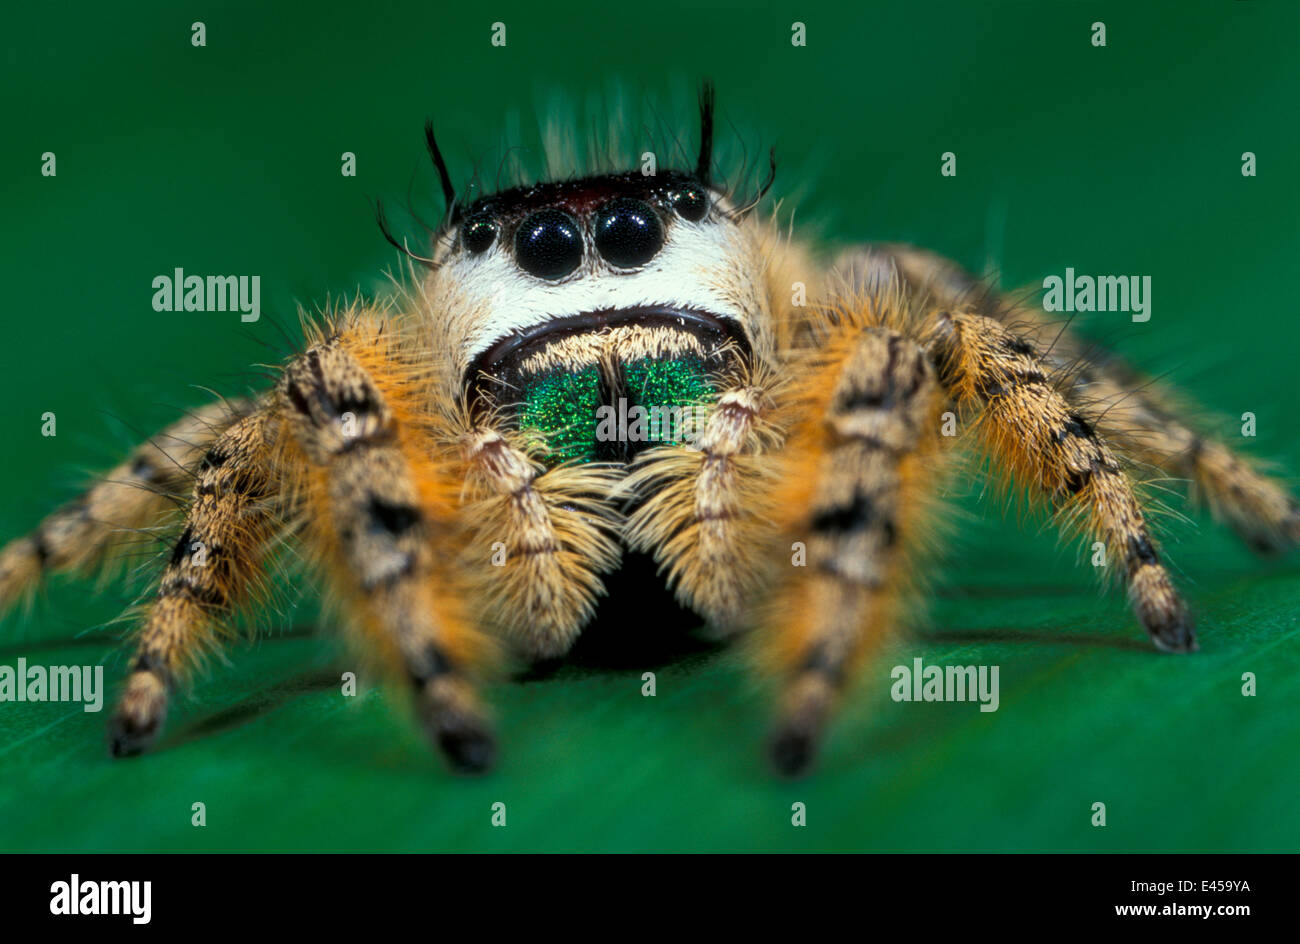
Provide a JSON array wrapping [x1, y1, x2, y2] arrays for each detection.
[[594, 198, 664, 269], [514, 208, 583, 280], [669, 185, 708, 222], [461, 214, 497, 254]]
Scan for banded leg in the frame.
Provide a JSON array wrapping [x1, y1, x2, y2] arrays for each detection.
[[0, 399, 255, 613], [623, 371, 781, 627], [930, 309, 1195, 652], [1021, 319, 1300, 554], [460, 427, 621, 659], [764, 324, 945, 775], [110, 408, 280, 755], [280, 322, 496, 771], [848, 244, 1300, 553]]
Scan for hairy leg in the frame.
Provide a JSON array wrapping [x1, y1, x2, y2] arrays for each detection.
[[622, 365, 781, 627], [929, 308, 1195, 652], [110, 407, 280, 755], [279, 317, 497, 771], [845, 243, 1300, 553], [762, 314, 946, 775], [459, 425, 621, 659], [0, 399, 256, 613]]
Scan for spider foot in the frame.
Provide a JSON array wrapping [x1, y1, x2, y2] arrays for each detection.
[[108, 670, 168, 758]]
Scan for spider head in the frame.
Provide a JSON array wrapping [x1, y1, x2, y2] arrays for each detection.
[[410, 87, 776, 462], [438, 168, 758, 372], [455, 170, 710, 279]]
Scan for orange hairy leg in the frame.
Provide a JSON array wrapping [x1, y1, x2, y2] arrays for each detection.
[[278, 314, 499, 772], [760, 302, 948, 775]]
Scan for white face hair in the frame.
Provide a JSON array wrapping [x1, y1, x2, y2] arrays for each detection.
[[423, 177, 773, 381]]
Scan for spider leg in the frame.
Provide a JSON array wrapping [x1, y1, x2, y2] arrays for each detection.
[[1065, 354, 1300, 554], [622, 368, 781, 627], [459, 426, 621, 659], [762, 320, 946, 775], [622, 305, 948, 775], [278, 319, 496, 772], [0, 399, 256, 614], [929, 308, 1195, 652], [109, 406, 281, 756], [850, 244, 1300, 554]]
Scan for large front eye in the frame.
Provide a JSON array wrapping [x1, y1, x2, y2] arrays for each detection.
[[594, 198, 664, 269], [514, 209, 583, 280]]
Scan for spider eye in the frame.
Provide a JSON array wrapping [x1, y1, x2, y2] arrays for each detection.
[[594, 198, 664, 269], [669, 184, 709, 222], [461, 214, 497, 254], [514, 208, 583, 280]]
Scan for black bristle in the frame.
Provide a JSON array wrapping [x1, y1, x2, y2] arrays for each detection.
[[696, 80, 716, 184]]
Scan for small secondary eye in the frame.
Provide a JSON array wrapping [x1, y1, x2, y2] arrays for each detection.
[[594, 198, 664, 269], [514, 208, 584, 280], [461, 214, 497, 254], [669, 185, 708, 222]]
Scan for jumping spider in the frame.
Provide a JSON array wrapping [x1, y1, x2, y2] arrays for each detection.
[[3, 86, 1297, 776]]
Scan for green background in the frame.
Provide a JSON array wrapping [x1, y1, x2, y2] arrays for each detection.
[[1, 0, 1297, 852]]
